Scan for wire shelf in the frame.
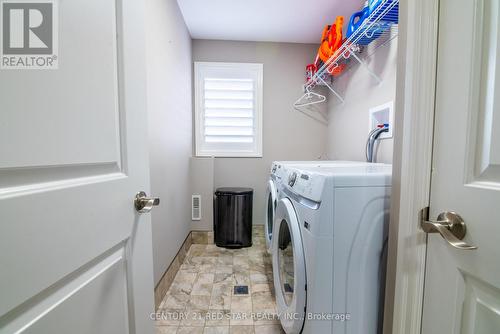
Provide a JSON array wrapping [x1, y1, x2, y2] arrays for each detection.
[[301, 0, 399, 103]]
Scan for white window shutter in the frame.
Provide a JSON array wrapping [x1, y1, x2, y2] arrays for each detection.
[[195, 62, 263, 157]]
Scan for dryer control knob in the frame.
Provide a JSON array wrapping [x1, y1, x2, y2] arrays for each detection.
[[288, 172, 298, 187]]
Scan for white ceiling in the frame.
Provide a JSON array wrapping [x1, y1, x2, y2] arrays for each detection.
[[177, 0, 363, 44]]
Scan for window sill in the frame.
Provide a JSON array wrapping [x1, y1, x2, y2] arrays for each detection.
[[195, 152, 263, 158]]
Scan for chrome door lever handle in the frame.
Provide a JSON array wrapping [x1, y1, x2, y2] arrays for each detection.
[[420, 207, 477, 250], [134, 191, 160, 213]]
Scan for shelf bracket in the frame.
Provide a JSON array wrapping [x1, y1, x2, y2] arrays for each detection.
[[317, 75, 344, 104], [349, 46, 383, 84]]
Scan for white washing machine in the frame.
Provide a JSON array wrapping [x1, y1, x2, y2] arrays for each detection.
[[264, 161, 385, 254], [272, 164, 392, 334], [265, 161, 309, 253]]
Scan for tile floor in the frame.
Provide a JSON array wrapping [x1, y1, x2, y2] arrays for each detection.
[[155, 226, 285, 334]]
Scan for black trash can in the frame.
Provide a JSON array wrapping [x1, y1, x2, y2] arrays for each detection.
[[214, 187, 253, 248]]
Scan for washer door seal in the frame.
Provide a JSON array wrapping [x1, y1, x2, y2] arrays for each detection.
[[265, 179, 278, 253], [272, 198, 307, 333]]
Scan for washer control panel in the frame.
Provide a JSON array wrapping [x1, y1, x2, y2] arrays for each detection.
[[288, 171, 298, 187], [285, 168, 325, 203], [270, 163, 284, 184]]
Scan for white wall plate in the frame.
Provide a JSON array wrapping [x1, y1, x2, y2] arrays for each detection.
[[369, 101, 394, 139]]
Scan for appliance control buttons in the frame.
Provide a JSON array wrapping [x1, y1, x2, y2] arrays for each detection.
[[288, 172, 298, 187]]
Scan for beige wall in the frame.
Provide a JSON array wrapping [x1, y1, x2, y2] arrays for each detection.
[[191, 40, 328, 229], [326, 38, 398, 164], [190, 157, 214, 231], [146, 0, 192, 284]]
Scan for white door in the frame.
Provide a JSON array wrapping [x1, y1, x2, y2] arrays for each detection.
[[421, 0, 500, 332], [0, 0, 155, 333]]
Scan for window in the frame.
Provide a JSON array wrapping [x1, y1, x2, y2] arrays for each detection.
[[194, 62, 263, 157]]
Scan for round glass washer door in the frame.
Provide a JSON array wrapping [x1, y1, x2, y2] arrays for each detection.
[[264, 179, 278, 253], [272, 198, 306, 333]]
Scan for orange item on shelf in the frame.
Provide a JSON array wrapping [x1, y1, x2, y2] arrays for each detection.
[[317, 25, 332, 64], [320, 24, 330, 42], [327, 62, 346, 76], [327, 16, 346, 76], [314, 17, 346, 76], [330, 16, 344, 54]]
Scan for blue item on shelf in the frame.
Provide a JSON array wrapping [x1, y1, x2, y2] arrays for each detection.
[[357, 24, 387, 45], [347, 6, 387, 45], [346, 8, 369, 39], [369, 0, 399, 24]]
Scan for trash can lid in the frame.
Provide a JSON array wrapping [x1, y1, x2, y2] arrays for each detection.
[[215, 187, 254, 195]]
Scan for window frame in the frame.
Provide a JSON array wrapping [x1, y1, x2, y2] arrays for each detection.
[[194, 61, 263, 158]]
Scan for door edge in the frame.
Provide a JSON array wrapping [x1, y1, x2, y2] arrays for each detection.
[[386, 0, 440, 333]]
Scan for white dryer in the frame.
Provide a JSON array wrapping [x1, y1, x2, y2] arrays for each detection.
[[264, 161, 384, 254], [265, 161, 312, 253], [272, 164, 392, 334], [265, 161, 337, 253], [265, 161, 287, 253]]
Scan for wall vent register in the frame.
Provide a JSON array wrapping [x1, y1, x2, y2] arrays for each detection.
[[194, 62, 263, 157], [192, 195, 201, 221]]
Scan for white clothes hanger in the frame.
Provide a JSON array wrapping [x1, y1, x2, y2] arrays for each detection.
[[293, 86, 326, 108]]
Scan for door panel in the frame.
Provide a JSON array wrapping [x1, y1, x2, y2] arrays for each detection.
[[461, 274, 500, 334], [0, 0, 122, 169], [0, 179, 132, 316], [465, 0, 500, 186], [2, 247, 129, 334], [422, 0, 500, 332], [0, 0, 154, 332]]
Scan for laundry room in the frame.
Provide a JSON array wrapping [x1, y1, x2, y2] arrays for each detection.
[[148, 0, 398, 333], [4, 0, 495, 333]]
